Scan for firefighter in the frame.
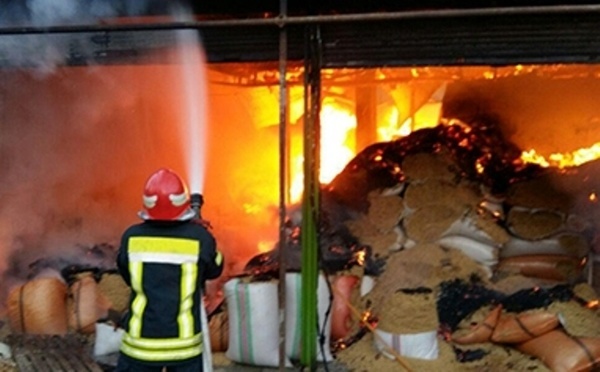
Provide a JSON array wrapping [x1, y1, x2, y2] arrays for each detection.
[[115, 168, 224, 372]]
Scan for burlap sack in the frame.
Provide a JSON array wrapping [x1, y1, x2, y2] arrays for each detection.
[[507, 208, 564, 240], [330, 274, 360, 340], [97, 272, 131, 313], [404, 206, 462, 243], [209, 310, 229, 352], [491, 311, 559, 344], [68, 275, 112, 334], [403, 180, 479, 211], [7, 277, 69, 335], [366, 191, 405, 232], [346, 218, 404, 256], [452, 305, 502, 345], [401, 152, 457, 182], [506, 176, 573, 213], [517, 329, 600, 371], [496, 255, 586, 282]]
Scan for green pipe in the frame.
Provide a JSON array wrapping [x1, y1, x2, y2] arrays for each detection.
[[300, 24, 321, 370], [300, 180, 318, 367]]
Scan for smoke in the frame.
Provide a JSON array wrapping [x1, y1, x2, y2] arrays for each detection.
[[0, 0, 178, 74], [0, 1, 197, 309]]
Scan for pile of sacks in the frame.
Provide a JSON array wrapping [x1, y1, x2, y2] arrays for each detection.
[[329, 150, 600, 371], [345, 151, 590, 284], [5, 270, 127, 336]]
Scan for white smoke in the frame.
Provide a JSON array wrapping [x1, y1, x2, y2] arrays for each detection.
[[0, 0, 196, 310], [0, 0, 175, 74]]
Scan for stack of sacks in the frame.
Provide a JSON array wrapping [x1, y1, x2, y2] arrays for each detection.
[[7, 270, 69, 335], [6, 270, 114, 336], [345, 187, 406, 259], [401, 153, 507, 278], [356, 243, 489, 362], [345, 151, 593, 283], [224, 272, 334, 368], [346, 152, 508, 278], [451, 305, 560, 345], [498, 174, 590, 282], [451, 304, 600, 371]]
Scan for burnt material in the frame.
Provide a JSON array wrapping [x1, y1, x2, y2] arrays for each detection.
[[436, 278, 576, 331], [6, 334, 103, 372], [328, 121, 538, 214]]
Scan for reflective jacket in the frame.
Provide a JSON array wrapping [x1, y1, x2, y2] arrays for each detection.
[[116, 220, 224, 364]]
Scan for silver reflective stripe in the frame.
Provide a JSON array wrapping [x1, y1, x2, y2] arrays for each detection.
[[129, 252, 198, 264]]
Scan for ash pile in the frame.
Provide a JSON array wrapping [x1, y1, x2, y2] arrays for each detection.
[[245, 118, 600, 371]]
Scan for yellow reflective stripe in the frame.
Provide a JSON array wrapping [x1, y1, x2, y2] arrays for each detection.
[[129, 261, 146, 337], [120, 338, 202, 361], [178, 263, 197, 338], [122, 333, 201, 349], [215, 250, 223, 266], [129, 237, 199, 255]]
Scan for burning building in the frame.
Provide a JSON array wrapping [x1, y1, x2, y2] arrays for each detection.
[[0, 0, 600, 371]]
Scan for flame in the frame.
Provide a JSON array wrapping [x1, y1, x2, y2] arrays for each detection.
[[257, 240, 276, 253], [587, 300, 599, 309], [521, 143, 600, 168], [289, 101, 356, 203], [355, 249, 366, 266], [320, 103, 356, 182], [590, 193, 598, 203]]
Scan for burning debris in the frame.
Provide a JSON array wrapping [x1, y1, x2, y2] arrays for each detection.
[[240, 118, 600, 371]]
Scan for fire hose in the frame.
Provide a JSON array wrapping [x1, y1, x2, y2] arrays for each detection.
[[190, 192, 214, 372]]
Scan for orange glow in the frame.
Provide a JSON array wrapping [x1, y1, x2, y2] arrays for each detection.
[[475, 160, 485, 174], [257, 240, 276, 253], [521, 143, 600, 168], [590, 193, 598, 203], [320, 103, 357, 183], [586, 300, 599, 309], [377, 106, 403, 140], [289, 100, 356, 203]]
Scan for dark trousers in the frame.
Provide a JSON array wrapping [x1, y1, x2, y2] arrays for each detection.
[[115, 354, 203, 372]]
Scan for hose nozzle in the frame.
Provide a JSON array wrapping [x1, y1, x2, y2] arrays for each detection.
[[190, 193, 204, 220]]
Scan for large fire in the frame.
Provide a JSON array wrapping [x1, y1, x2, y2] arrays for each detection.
[[289, 74, 600, 206]]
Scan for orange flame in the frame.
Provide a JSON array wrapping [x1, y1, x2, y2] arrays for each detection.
[[521, 143, 600, 168], [289, 101, 356, 203], [586, 300, 599, 309]]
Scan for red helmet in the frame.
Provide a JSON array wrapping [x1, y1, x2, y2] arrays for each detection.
[[138, 168, 195, 221]]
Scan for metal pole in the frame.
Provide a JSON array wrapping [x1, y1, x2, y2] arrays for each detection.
[[0, 5, 600, 34], [277, 1, 288, 370]]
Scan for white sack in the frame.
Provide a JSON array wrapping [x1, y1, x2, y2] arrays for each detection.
[[441, 215, 500, 247], [501, 234, 589, 258], [0, 342, 11, 359], [360, 275, 376, 297], [285, 273, 334, 362], [93, 322, 124, 357], [437, 235, 498, 265], [225, 278, 291, 368], [374, 329, 439, 360]]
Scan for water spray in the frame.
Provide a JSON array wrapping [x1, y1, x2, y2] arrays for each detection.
[[173, 9, 209, 207]]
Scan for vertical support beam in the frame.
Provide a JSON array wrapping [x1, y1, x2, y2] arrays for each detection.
[[355, 73, 378, 152], [277, 0, 288, 370], [300, 24, 321, 371]]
